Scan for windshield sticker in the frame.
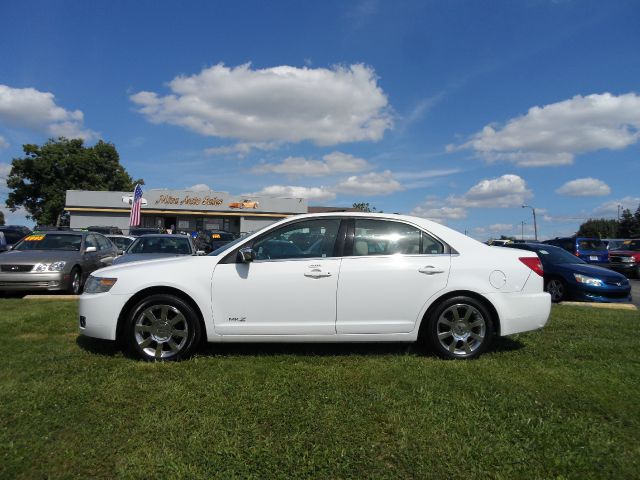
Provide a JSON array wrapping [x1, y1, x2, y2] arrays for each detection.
[[24, 235, 45, 241], [623, 240, 631, 245], [211, 234, 221, 239]]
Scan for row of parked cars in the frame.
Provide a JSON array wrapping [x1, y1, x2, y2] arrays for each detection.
[[0, 225, 239, 295], [490, 235, 639, 303]]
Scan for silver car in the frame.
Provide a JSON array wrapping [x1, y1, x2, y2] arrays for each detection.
[[0, 231, 117, 294], [112, 234, 201, 265]]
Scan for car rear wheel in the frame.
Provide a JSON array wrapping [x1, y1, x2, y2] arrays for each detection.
[[424, 296, 494, 360], [67, 267, 82, 295], [125, 294, 201, 361], [546, 278, 565, 303]]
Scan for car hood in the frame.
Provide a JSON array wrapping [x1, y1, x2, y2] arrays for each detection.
[[556, 262, 628, 282], [0, 249, 82, 264], [112, 253, 191, 265]]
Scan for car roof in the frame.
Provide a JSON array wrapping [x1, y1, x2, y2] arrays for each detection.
[[133, 234, 190, 239], [34, 230, 88, 235]]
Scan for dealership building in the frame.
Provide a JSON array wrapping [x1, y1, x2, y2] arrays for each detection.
[[65, 189, 308, 234]]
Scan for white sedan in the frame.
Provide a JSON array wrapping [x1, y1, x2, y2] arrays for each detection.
[[79, 213, 550, 361]]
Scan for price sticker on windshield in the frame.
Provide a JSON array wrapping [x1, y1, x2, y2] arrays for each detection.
[[211, 234, 221, 239], [24, 235, 45, 241]]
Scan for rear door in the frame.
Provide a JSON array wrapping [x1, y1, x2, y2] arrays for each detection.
[[336, 219, 450, 334]]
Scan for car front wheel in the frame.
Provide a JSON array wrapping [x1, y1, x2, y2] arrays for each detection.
[[125, 294, 201, 361], [424, 296, 494, 360], [67, 267, 82, 295]]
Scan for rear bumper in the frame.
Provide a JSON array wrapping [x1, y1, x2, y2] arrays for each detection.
[[78, 292, 132, 340], [485, 291, 551, 336], [0, 272, 67, 291]]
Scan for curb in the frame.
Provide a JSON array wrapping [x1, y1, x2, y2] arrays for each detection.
[[558, 301, 637, 311], [23, 295, 79, 300]]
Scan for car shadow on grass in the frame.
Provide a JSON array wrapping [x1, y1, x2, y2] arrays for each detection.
[[75, 334, 525, 359]]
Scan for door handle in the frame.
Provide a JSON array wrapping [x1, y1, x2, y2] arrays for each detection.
[[418, 266, 445, 275], [304, 270, 332, 278]]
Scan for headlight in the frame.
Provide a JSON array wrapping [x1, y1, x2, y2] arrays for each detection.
[[621, 257, 634, 263], [33, 261, 66, 272], [573, 274, 603, 287], [84, 276, 118, 294]]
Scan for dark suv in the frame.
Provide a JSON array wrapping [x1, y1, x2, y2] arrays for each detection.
[[542, 237, 609, 265]]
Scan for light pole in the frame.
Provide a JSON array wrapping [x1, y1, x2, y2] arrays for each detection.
[[522, 205, 538, 241], [521, 221, 526, 240]]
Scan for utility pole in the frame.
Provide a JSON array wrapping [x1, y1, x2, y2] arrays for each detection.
[[521, 221, 525, 240], [522, 205, 538, 241]]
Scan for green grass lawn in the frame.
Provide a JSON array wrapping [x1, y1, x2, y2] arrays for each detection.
[[1, 299, 639, 479]]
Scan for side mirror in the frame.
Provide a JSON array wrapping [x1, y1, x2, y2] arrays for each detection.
[[238, 247, 255, 263], [196, 250, 206, 256], [85, 246, 97, 253]]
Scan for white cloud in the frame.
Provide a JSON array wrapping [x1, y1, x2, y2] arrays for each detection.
[[556, 177, 611, 197], [187, 183, 211, 192], [251, 185, 336, 201], [204, 141, 279, 158], [449, 174, 532, 208], [334, 170, 403, 196], [0, 135, 8, 149], [450, 92, 640, 166], [593, 196, 640, 216], [131, 63, 392, 146], [252, 151, 371, 177], [0, 85, 97, 140], [410, 205, 467, 223], [488, 223, 514, 232]]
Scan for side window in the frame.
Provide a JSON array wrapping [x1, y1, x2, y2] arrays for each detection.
[[96, 235, 111, 251], [421, 231, 445, 254], [252, 219, 341, 260], [85, 235, 98, 250], [353, 220, 442, 256]]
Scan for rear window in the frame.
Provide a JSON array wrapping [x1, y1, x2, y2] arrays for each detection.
[[577, 239, 606, 251]]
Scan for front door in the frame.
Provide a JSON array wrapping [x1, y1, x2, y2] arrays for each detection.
[[336, 219, 451, 334], [211, 218, 343, 335]]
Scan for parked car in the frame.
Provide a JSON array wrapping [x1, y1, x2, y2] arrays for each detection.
[[0, 225, 32, 252], [608, 239, 640, 278], [79, 212, 551, 361], [106, 235, 136, 255], [195, 230, 237, 253], [542, 237, 609, 265], [228, 199, 259, 209], [0, 231, 117, 294], [88, 226, 123, 235], [112, 234, 201, 265], [129, 227, 165, 236], [504, 243, 631, 303]]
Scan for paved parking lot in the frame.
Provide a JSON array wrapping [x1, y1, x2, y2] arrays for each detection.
[[631, 279, 640, 308]]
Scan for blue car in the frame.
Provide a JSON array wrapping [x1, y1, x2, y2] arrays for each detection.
[[505, 243, 631, 303], [542, 236, 609, 265]]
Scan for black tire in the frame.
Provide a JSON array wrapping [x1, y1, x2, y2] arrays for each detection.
[[125, 294, 201, 361], [67, 267, 82, 295], [422, 296, 494, 360], [545, 278, 566, 303]]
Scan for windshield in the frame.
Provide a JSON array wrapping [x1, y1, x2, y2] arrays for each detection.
[[577, 239, 606, 251], [127, 236, 192, 255], [533, 245, 586, 265], [615, 240, 640, 252], [110, 237, 133, 250], [14, 233, 82, 251]]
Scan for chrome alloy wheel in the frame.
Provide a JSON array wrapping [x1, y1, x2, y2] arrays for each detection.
[[134, 304, 189, 359], [547, 279, 564, 302], [71, 271, 81, 295], [436, 303, 486, 357]]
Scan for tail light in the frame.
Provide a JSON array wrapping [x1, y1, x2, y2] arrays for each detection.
[[519, 257, 544, 277]]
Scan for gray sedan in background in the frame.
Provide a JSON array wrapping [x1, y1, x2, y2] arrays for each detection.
[[0, 231, 117, 294]]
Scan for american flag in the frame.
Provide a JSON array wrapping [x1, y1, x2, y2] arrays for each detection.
[[129, 184, 143, 226]]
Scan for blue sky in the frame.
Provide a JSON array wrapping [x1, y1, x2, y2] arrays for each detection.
[[1, 0, 639, 239]]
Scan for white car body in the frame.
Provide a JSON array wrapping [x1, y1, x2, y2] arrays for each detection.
[[79, 213, 550, 357]]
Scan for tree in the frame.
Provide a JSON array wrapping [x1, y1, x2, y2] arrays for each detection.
[[5, 138, 143, 226], [577, 218, 619, 238], [352, 202, 377, 212], [618, 209, 635, 237]]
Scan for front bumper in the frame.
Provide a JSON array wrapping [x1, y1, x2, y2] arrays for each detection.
[[78, 292, 132, 340], [0, 271, 67, 291], [607, 262, 638, 274], [567, 284, 632, 303]]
